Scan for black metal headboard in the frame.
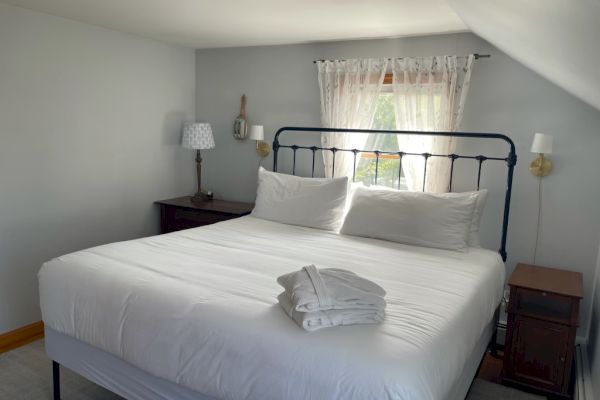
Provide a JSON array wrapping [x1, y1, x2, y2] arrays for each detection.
[[272, 126, 517, 262]]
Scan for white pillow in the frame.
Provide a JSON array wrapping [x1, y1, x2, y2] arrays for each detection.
[[463, 190, 488, 246], [352, 185, 488, 247], [252, 167, 349, 231], [340, 186, 478, 251], [420, 189, 488, 247]]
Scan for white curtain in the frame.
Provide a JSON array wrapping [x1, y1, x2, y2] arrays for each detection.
[[392, 55, 474, 192], [317, 58, 388, 178]]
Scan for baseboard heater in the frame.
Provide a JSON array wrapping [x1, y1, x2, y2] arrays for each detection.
[[575, 344, 593, 400]]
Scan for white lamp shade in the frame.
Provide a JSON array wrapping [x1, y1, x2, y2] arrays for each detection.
[[531, 133, 553, 154], [249, 125, 264, 141], [182, 122, 215, 150]]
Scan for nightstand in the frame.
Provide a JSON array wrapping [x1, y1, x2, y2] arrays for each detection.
[[155, 196, 254, 234], [502, 263, 583, 398]]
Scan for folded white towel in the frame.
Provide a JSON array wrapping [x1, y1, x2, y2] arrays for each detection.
[[277, 265, 386, 312], [278, 292, 385, 332]]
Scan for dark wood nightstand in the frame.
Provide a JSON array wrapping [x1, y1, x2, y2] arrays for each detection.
[[155, 196, 254, 234], [502, 263, 583, 398]]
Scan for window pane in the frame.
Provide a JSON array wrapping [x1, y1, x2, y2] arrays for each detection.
[[372, 93, 396, 132], [354, 93, 405, 189]]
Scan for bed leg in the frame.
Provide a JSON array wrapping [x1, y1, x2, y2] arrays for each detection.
[[52, 360, 61, 400]]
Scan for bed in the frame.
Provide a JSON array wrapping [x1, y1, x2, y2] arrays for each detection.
[[39, 127, 517, 400]]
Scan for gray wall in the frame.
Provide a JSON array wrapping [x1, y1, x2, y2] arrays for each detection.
[[0, 3, 196, 333], [196, 33, 600, 338]]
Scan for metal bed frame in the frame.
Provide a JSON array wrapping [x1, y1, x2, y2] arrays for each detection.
[[50, 126, 516, 400], [273, 126, 517, 262]]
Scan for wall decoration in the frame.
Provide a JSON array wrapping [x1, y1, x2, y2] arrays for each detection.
[[233, 94, 248, 140]]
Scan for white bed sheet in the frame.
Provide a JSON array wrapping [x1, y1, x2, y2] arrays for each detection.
[[39, 216, 505, 400]]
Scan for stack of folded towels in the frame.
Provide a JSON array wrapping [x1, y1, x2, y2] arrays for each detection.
[[277, 264, 386, 331]]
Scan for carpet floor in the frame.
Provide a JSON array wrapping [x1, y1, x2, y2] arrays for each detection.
[[0, 340, 545, 400]]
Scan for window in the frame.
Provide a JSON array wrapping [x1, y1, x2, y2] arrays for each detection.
[[353, 75, 443, 189], [354, 90, 406, 189]]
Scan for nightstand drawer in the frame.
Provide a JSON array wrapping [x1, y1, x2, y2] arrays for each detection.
[[163, 207, 235, 232], [173, 208, 235, 225], [156, 197, 254, 234], [509, 287, 575, 325]]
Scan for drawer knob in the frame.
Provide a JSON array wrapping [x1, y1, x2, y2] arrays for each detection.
[[560, 356, 566, 362], [541, 292, 547, 297]]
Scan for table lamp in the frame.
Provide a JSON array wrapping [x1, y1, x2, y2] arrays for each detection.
[[182, 122, 215, 202]]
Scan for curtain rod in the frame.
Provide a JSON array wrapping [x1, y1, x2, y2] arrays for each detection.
[[312, 54, 491, 64]]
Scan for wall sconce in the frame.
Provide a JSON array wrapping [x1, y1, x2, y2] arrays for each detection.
[[529, 133, 553, 177], [250, 125, 270, 158]]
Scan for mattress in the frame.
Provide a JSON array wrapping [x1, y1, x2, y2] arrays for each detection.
[[39, 216, 505, 400]]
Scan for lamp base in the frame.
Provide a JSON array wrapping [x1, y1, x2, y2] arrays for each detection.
[[529, 155, 552, 177], [191, 190, 213, 203]]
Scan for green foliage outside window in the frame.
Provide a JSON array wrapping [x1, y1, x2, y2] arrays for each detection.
[[354, 94, 404, 188]]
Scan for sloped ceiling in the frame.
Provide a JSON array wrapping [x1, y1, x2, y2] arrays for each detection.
[[0, 0, 467, 48], [449, 0, 600, 112]]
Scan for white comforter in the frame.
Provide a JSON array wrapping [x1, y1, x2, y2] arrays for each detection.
[[39, 216, 504, 400]]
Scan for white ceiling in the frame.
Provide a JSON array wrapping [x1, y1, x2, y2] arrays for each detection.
[[0, 0, 467, 48]]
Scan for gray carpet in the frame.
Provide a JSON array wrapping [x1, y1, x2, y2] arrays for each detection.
[[0, 340, 545, 400], [0, 340, 122, 400]]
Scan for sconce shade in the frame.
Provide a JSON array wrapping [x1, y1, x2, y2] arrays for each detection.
[[182, 122, 215, 150], [531, 133, 553, 154], [249, 125, 264, 141]]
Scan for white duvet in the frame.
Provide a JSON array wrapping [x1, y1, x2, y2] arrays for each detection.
[[39, 216, 504, 400]]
